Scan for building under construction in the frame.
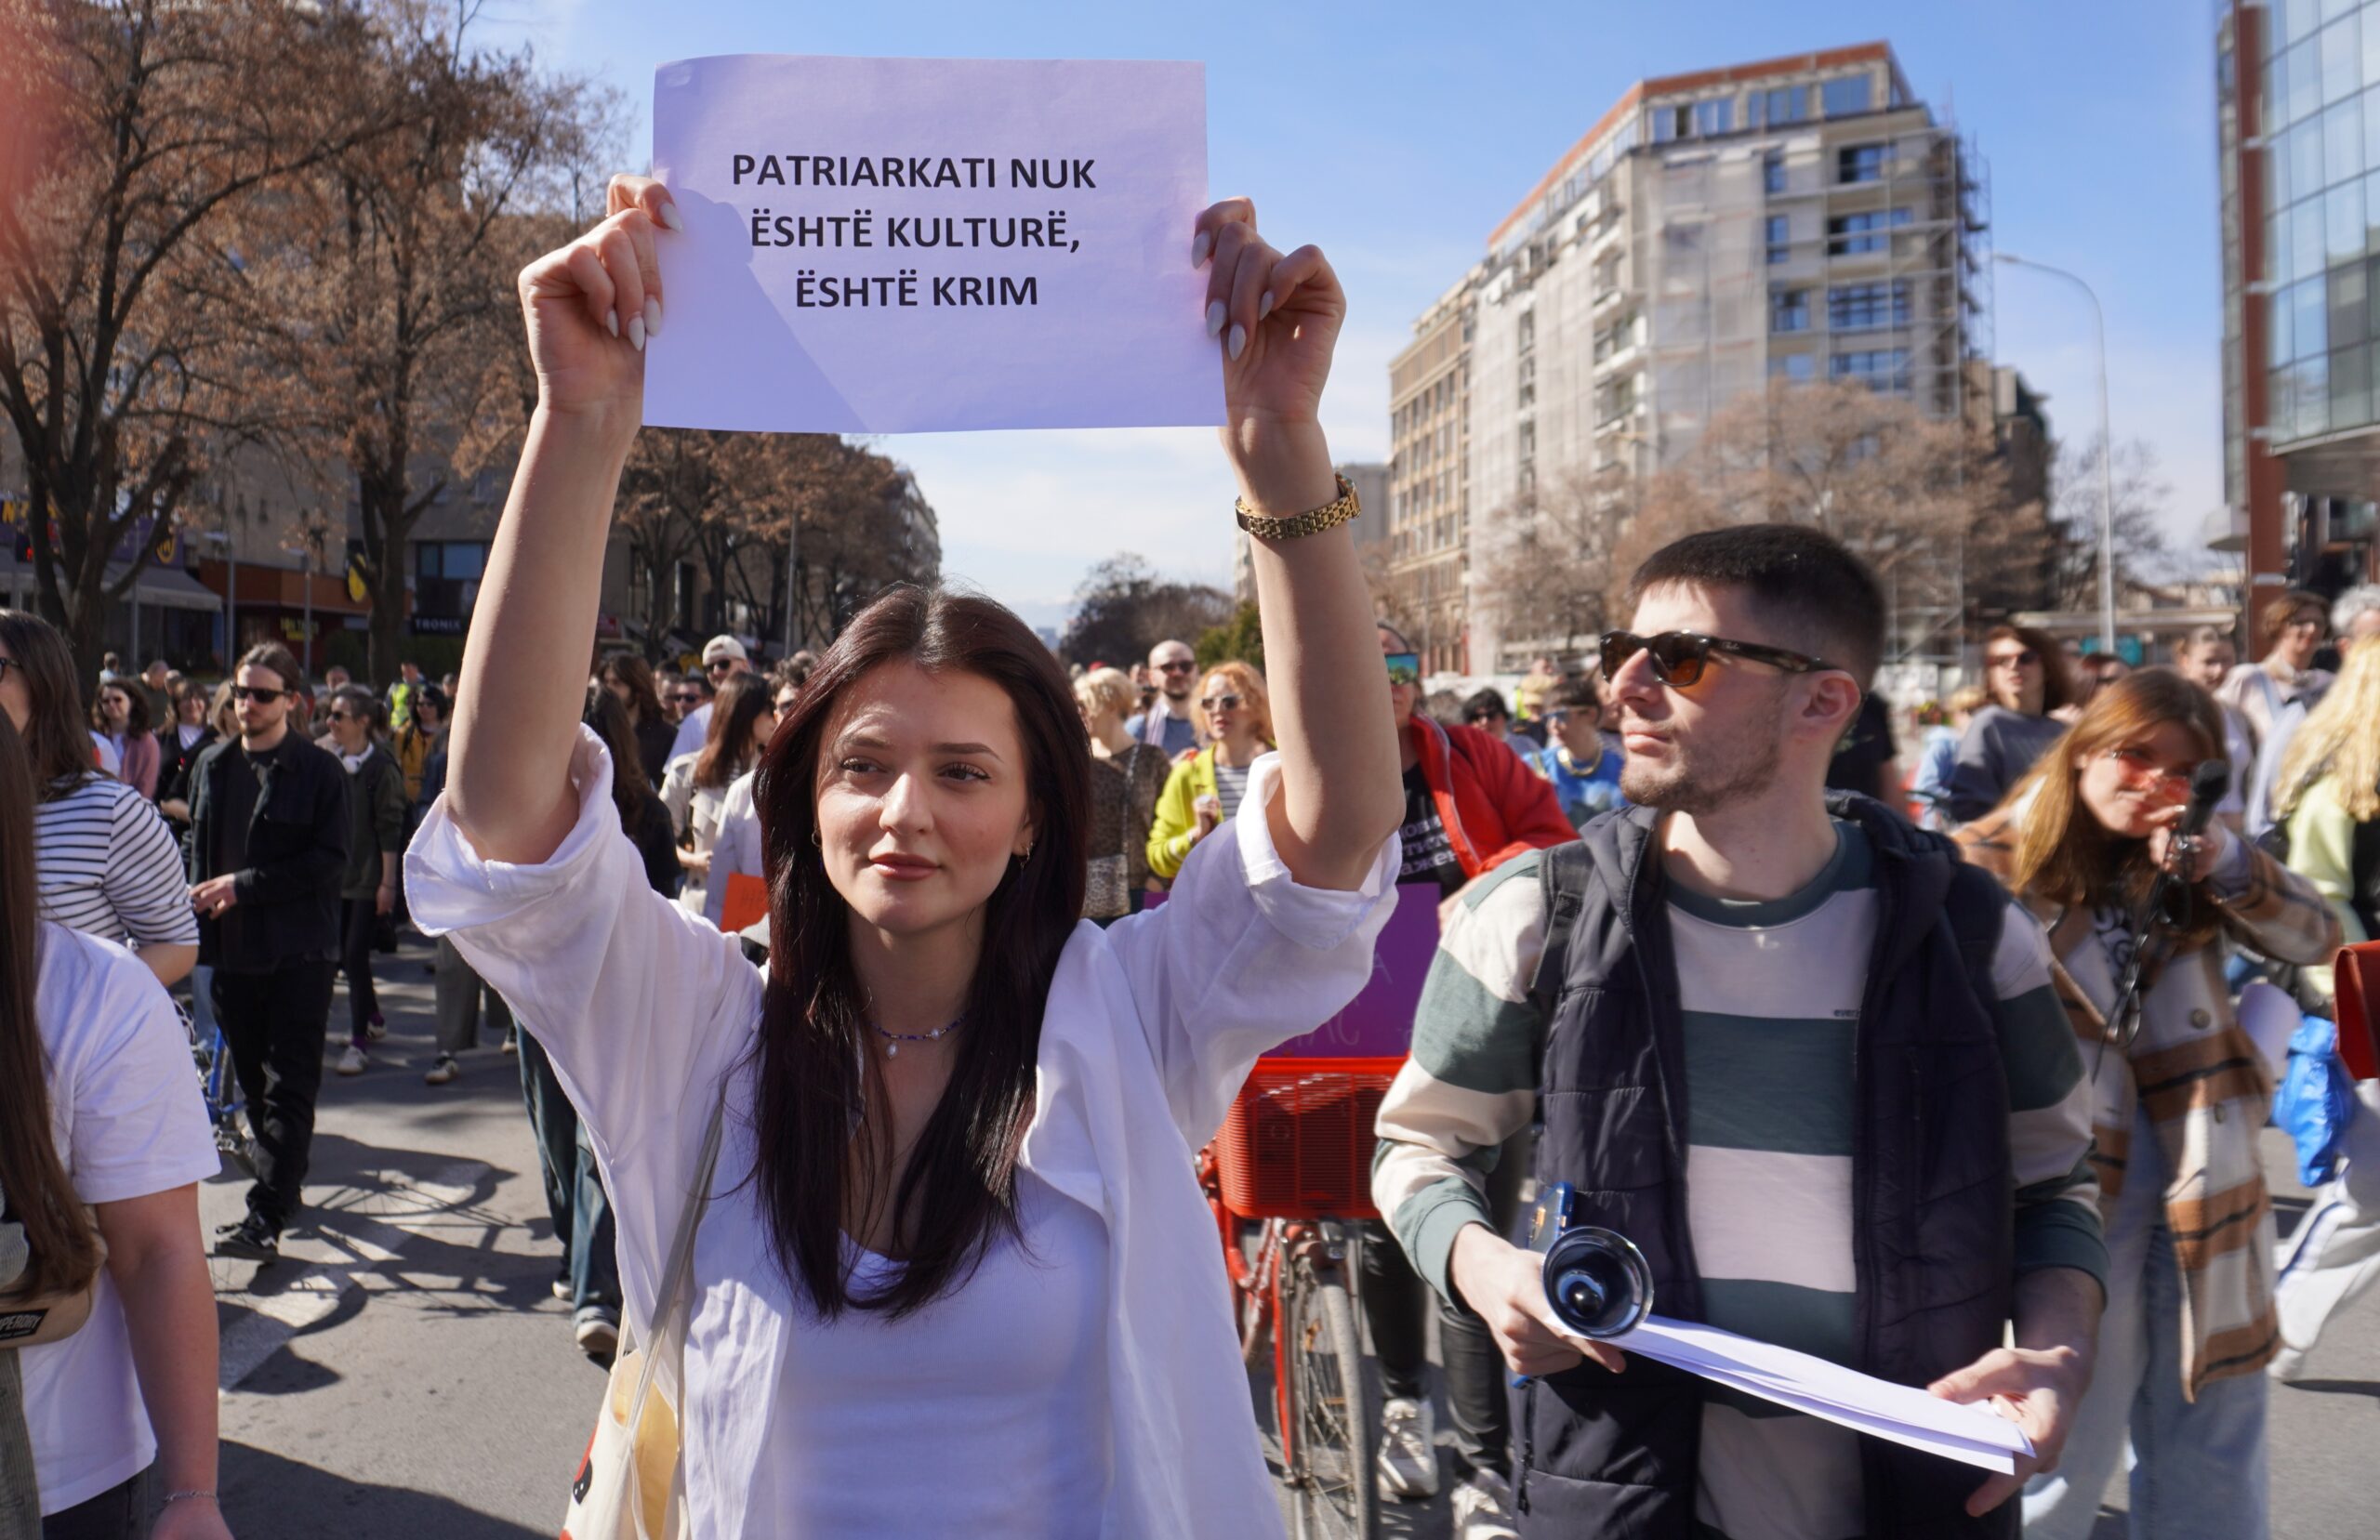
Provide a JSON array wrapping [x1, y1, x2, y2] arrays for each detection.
[[1388, 41, 2008, 679]]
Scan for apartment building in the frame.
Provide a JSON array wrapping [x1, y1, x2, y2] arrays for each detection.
[[1395, 42, 1989, 671]]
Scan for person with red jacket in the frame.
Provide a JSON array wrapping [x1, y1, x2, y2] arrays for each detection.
[[1366, 623, 1572, 1519]]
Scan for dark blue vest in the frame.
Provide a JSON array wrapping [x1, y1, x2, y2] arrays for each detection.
[[1512, 796, 2018, 1540]]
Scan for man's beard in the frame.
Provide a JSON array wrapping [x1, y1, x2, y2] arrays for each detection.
[[1619, 702, 1786, 815]]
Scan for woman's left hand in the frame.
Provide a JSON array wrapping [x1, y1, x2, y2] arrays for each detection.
[[1193, 199, 1343, 444], [2147, 810, 2229, 884]]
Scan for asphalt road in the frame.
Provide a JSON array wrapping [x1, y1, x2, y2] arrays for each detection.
[[190, 935, 2377, 1538]]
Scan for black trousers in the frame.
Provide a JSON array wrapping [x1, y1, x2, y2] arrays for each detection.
[[1358, 1125, 1533, 1484], [213, 960, 337, 1231], [337, 896, 381, 1041], [40, 1463, 152, 1539]]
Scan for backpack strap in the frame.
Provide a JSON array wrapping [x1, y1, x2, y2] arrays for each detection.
[[1527, 841, 1594, 1022], [1941, 860, 2009, 1010]]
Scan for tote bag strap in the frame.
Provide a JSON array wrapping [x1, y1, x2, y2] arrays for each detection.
[[616, 1090, 729, 1425]]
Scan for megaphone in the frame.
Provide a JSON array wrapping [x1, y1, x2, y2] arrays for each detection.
[[1527, 1182, 1653, 1340]]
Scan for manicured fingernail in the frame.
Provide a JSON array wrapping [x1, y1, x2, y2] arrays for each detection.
[[644, 296, 663, 338], [628, 313, 645, 351], [1206, 300, 1225, 338], [1259, 290, 1274, 320], [1227, 323, 1246, 361], [659, 202, 685, 233], [1191, 230, 1211, 267], [605, 308, 619, 337]]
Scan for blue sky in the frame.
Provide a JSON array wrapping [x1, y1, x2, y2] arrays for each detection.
[[480, 0, 2222, 633]]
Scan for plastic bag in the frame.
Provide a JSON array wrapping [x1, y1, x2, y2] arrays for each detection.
[[2276, 1013, 2358, 1188]]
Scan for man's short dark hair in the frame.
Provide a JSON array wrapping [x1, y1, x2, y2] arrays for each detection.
[[1462, 687, 1509, 722], [1625, 523, 1885, 687], [1547, 676, 1601, 711]]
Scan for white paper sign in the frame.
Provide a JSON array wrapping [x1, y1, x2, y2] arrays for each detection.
[[644, 54, 1223, 435], [1557, 1311, 2037, 1475]]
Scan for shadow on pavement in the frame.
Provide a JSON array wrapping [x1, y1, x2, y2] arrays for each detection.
[[2287, 1376, 2380, 1400], [220, 1441, 546, 1540]]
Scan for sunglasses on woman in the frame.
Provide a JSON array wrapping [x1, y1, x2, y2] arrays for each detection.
[[1598, 630, 1839, 690], [1198, 692, 1243, 712]]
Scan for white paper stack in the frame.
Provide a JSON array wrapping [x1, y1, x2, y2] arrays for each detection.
[[1557, 1313, 2036, 1474]]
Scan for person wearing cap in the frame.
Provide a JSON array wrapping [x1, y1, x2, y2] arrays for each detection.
[[668, 635, 750, 762]]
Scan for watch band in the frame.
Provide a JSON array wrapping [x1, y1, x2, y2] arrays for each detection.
[[1235, 474, 1360, 542]]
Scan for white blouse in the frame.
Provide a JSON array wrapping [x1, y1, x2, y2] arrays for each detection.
[[404, 728, 1397, 1538]]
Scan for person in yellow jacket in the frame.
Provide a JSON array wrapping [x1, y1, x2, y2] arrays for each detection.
[[1146, 660, 1273, 881]]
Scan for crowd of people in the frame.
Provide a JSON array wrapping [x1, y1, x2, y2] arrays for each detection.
[[4, 168, 2379, 1540]]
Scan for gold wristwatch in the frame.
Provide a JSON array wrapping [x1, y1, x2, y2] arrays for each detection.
[[1235, 474, 1360, 541]]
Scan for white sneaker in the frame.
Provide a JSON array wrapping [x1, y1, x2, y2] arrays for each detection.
[[335, 1043, 366, 1075], [1374, 1395, 1440, 1499], [1451, 1469, 1520, 1540], [423, 1055, 461, 1086], [2268, 1337, 2312, 1383], [575, 1309, 619, 1358]]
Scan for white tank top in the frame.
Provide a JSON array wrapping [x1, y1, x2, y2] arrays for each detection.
[[758, 1168, 1112, 1535]]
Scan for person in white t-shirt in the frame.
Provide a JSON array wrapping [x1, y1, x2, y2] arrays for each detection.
[[1, 714, 226, 1539], [702, 671, 801, 932], [407, 178, 1404, 1537]]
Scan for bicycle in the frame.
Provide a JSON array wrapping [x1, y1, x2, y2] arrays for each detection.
[[1202, 1055, 1403, 1540]]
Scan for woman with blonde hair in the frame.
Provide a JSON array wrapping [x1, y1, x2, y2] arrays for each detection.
[[2264, 637, 2380, 1386], [1145, 660, 1274, 882], [1073, 666, 1169, 920], [1955, 670, 2338, 1539]]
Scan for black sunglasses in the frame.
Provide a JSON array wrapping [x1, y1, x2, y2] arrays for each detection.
[[1599, 630, 1840, 690], [231, 686, 287, 704]]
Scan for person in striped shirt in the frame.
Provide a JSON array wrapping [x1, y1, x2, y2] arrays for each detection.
[[0, 611, 197, 987], [1371, 525, 2107, 1540]]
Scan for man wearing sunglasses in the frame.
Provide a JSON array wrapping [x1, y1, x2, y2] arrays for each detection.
[[1375, 525, 2105, 1540], [183, 644, 352, 1264], [667, 634, 752, 763], [1124, 638, 1202, 758]]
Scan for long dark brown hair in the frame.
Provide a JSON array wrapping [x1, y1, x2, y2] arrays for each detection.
[[1986, 624, 2076, 716], [582, 690, 656, 825], [0, 713, 104, 1298], [748, 585, 1089, 1319], [2003, 669, 2229, 947], [599, 652, 666, 727], [694, 672, 771, 791], [0, 610, 103, 798]]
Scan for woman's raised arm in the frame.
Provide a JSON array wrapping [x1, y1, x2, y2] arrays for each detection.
[[1198, 199, 1404, 890], [447, 177, 678, 865]]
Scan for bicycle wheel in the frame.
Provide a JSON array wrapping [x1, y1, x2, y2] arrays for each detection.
[[1284, 1255, 1378, 1540]]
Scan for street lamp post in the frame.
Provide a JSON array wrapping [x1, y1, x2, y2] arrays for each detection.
[[1995, 252, 2118, 656]]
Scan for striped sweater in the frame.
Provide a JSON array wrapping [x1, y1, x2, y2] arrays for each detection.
[[1374, 829, 2105, 1540], [1955, 806, 2341, 1395]]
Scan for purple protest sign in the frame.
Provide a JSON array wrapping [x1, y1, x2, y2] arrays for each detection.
[[1143, 881, 1441, 1059]]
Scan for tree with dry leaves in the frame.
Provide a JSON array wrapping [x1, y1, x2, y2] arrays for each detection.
[[0, 0, 399, 679], [264, 0, 615, 683], [1474, 464, 1634, 666]]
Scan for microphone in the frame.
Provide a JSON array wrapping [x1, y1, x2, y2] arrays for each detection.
[[2178, 759, 2228, 843]]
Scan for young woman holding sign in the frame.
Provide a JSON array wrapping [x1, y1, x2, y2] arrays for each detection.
[[404, 175, 1402, 1537]]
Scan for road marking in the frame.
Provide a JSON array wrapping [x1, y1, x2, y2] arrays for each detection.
[[217, 1160, 494, 1393]]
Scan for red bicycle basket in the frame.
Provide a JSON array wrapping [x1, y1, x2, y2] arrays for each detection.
[[1213, 1056, 1404, 1219]]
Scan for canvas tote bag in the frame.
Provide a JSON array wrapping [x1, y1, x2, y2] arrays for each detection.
[[561, 1094, 725, 1540]]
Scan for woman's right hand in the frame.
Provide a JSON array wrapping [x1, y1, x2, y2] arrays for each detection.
[[515, 175, 681, 427]]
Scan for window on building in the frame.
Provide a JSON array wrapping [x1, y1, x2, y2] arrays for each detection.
[[1826, 208, 1914, 255], [1770, 287, 1811, 333], [1695, 98, 1732, 137], [413, 541, 489, 628], [2322, 12, 2360, 108], [1764, 151, 1786, 196], [2326, 94, 2362, 188], [1830, 349, 1911, 393], [1837, 144, 1888, 184], [1765, 86, 1807, 126], [1819, 75, 1873, 118], [1768, 352, 1816, 383], [1827, 282, 1911, 331], [1765, 214, 1791, 263]]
